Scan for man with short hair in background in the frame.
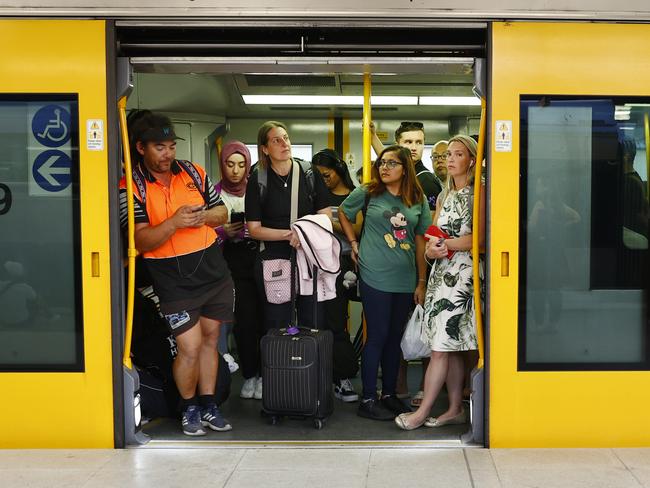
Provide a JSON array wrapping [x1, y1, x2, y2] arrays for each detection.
[[431, 140, 449, 189], [371, 121, 442, 210]]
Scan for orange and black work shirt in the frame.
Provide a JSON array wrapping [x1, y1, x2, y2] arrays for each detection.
[[119, 160, 229, 302]]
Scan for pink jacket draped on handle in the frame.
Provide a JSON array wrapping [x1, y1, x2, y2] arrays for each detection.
[[291, 214, 341, 301]]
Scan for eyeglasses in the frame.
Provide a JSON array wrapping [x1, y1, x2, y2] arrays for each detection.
[[376, 159, 403, 169], [399, 121, 424, 129], [268, 135, 290, 145], [431, 153, 447, 161]]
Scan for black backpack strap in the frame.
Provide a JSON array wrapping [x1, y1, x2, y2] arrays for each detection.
[[257, 164, 268, 204], [132, 166, 148, 207], [177, 160, 210, 206], [257, 158, 315, 205], [295, 158, 315, 203]]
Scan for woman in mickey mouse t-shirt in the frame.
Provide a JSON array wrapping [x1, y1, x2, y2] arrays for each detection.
[[339, 145, 432, 421]]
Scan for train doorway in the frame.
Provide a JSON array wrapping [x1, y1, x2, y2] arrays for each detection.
[[113, 21, 488, 447]]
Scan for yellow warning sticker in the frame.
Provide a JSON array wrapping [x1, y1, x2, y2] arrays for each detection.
[[87, 119, 104, 151], [495, 120, 512, 152]]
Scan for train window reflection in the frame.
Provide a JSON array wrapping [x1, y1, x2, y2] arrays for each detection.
[[0, 95, 83, 371], [520, 96, 649, 370]]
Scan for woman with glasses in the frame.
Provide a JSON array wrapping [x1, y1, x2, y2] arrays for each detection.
[[394, 134, 485, 431], [339, 145, 432, 420], [214, 141, 266, 400], [245, 121, 331, 337]]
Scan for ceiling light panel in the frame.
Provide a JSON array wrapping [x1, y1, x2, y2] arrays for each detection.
[[419, 96, 481, 106], [242, 95, 418, 105]]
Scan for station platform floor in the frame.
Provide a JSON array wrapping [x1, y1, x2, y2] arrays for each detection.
[[141, 369, 467, 445], [1, 447, 649, 487]]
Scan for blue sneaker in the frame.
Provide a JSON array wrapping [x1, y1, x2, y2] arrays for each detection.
[[201, 403, 232, 432], [181, 405, 206, 436]]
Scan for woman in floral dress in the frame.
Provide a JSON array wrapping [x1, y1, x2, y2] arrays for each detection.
[[395, 134, 485, 430]]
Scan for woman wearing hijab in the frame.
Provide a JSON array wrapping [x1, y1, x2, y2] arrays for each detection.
[[215, 141, 265, 401], [312, 148, 360, 403]]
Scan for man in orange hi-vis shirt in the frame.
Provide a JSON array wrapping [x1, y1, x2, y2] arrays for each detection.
[[120, 113, 233, 436]]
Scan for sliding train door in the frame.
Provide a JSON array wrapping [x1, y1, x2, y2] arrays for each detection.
[[490, 22, 650, 447], [0, 20, 115, 447]]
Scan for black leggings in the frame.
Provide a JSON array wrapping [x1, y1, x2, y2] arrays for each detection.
[[231, 276, 265, 380]]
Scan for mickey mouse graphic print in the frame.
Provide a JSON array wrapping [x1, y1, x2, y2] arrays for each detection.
[[340, 185, 432, 293], [421, 186, 484, 351]]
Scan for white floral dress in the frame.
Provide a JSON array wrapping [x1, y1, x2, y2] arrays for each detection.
[[421, 186, 484, 352]]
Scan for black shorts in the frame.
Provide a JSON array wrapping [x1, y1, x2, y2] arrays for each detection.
[[159, 277, 235, 337]]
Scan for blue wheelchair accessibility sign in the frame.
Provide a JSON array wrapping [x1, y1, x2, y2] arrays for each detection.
[[32, 150, 72, 192], [31, 104, 71, 147]]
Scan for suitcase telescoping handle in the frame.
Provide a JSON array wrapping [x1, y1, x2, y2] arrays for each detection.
[[287, 249, 299, 335], [311, 263, 318, 329], [286, 252, 319, 335]]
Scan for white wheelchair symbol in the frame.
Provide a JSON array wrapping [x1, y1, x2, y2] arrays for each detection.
[[37, 108, 68, 143]]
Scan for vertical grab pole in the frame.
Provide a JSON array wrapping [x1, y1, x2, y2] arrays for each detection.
[[361, 72, 372, 344], [472, 97, 487, 370], [118, 97, 136, 370], [362, 72, 372, 183], [643, 113, 650, 201]]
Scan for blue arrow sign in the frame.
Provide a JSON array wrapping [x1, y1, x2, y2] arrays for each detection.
[[31, 104, 71, 148], [32, 150, 72, 192]]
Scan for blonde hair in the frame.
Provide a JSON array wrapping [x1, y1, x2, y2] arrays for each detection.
[[439, 134, 478, 206]]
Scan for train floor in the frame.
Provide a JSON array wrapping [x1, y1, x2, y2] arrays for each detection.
[[141, 363, 470, 445]]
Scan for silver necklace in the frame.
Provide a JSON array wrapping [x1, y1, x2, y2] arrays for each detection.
[[274, 168, 291, 188]]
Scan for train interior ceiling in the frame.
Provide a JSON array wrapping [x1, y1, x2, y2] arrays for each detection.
[[125, 55, 482, 445]]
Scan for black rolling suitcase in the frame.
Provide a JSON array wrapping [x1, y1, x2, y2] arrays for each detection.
[[260, 259, 334, 430]]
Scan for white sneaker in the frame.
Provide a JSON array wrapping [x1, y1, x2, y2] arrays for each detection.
[[334, 378, 359, 403], [254, 377, 263, 400], [223, 353, 239, 373], [240, 377, 256, 399]]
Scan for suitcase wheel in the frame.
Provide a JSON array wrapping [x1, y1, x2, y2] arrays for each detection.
[[314, 418, 325, 430], [269, 415, 280, 426]]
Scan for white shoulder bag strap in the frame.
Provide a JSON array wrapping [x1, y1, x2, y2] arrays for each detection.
[[289, 158, 300, 225]]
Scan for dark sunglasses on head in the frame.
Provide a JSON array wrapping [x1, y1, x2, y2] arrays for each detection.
[[399, 121, 424, 129]]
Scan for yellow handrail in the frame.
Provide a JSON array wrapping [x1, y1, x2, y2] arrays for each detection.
[[643, 113, 650, 201], [472, 97, 487, 369], [118, 97, 136, 370], [362, 73, 372, 183]]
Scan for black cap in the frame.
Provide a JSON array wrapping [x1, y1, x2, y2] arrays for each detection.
[[132, 113, 185, 143]]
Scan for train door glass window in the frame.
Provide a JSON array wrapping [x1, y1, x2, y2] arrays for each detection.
[[520, 96, 650, 370], [0, 95, 83, 371]]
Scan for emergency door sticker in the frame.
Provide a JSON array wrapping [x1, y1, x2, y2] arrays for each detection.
[[87, 119, 104, 151], [495, 120, 512, 152]]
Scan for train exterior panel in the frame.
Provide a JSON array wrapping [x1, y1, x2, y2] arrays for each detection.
[[0, 20, 115, 448], [490, 21, 650, 447], [0, 11, 648, 448]]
